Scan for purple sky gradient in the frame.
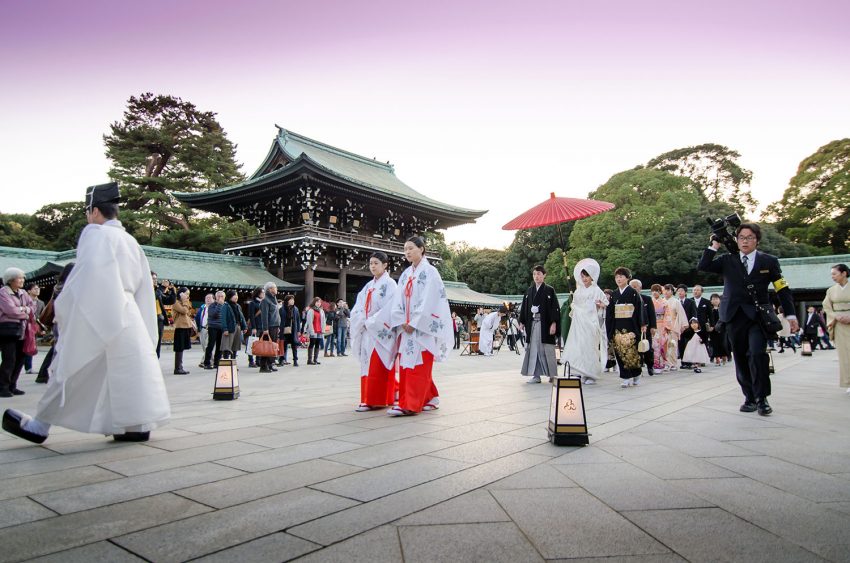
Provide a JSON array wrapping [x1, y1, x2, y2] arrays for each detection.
[[2, 0, 849, 247]]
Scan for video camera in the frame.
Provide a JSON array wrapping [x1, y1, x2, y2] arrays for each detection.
[[706, 213, 742, 254]]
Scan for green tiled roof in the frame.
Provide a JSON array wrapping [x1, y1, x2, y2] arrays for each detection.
[[444, 281, 506, 307], [0, 245, 300, 292], [175, 127, 487, 223]]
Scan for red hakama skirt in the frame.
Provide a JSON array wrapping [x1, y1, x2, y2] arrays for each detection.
[[398, 351, 438, 413], [360, 349, 397, 407]]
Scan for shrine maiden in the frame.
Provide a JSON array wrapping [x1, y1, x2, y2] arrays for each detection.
[[351, 251, 399, 411], [377, 236, 453, 416]]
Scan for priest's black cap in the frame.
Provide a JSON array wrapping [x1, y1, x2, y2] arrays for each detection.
[[85, 182, 120, 210]]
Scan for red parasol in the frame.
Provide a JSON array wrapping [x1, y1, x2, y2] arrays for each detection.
[[502, 192, 615, 293], [502, 192, 615, 231]]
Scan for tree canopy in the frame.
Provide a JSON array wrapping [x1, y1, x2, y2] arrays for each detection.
[[104, 93, 245, 241], [763, 139, 850, 253], [647, 144, 756, 213]]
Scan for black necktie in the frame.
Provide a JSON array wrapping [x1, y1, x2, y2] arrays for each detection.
[[742, 255, 749, 273]]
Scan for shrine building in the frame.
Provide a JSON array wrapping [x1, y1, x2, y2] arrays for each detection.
[[175, 127, 486, 304]]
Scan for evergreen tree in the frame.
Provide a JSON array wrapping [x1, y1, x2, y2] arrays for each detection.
[[103, 93, 245, 242]]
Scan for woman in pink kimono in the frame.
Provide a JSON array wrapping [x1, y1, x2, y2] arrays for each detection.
[[662, 283, 688, 371], [650, 284, 667, 372]]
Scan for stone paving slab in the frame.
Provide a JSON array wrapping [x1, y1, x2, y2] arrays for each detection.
[[705, 455, 850, 502], [324, 435, 459, 468], [2, 493, 211, 561], [176, 458, 363, 509], [0, 496, 57, 528], [398, 522, 545, 562], [672, 476, 850, 558], [27, 541, 147, 562], [292, 525, 403, 563], [310, 455, 472, 501], [113, 488, 359, 562], [492, 488, 670, 559], [395, 489, 512, 525], [623, 508, 826, 562], [0, 465, 121, 501], [553, 462, 715, 511], [1, 345, 848, 561], [31, 462, 246, 514]]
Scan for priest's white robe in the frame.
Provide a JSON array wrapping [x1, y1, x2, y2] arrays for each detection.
[[478, 311, 501, 355], [35, 220, 171, 435]]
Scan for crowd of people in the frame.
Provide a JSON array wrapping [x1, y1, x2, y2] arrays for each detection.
[[1, 180, 848, 446]]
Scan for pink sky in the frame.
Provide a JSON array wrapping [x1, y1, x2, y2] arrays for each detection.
[[2, 0, 849, 247]]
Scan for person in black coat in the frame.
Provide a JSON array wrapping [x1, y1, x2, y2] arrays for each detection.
[[152, 272, 176, 358], [518, 265, 561, 383], [246, 287, 265, 368], [803, 305, 828, 351], [707, 293, 729, 364], [607, 267, 647, 387], [698, 223, 798, 416], [280, 294, 301, 366], [630, 279, 656, 375], [258, 283, 281, 373]]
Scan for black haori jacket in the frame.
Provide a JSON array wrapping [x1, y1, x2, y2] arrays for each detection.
[[606, 285, 645, 341], [519, 283, 561, 345]]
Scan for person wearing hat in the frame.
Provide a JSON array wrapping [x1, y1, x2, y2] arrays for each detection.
[[2, 182, 171, 444]]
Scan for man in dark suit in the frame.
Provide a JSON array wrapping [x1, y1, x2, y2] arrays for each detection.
[[630, 279, 657, 375], [698, 223, 798, 416], [803, 306, 828, 351], [689, 285, 711, 330]]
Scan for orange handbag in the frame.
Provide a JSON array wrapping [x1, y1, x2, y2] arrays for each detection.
[[252, 334, 278, 357]]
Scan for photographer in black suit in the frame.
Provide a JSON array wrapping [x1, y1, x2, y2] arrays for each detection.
[[698, 223, 798, 416]]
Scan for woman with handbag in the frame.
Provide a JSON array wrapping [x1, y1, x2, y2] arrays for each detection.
[[305, 297, 326, 365], [0, 268, 33, 397], [171, 287, 194, 374]]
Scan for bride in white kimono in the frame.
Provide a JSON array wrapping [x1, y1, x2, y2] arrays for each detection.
[[563, 258, 609, 384]]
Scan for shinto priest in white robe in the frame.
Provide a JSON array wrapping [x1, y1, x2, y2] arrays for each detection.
[[352, 272, 399, 375], [36, 220, 171, 435], [478, 310, 501, 355]]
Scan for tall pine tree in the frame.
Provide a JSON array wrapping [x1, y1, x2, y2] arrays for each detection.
[[103, 93, 245, 242]]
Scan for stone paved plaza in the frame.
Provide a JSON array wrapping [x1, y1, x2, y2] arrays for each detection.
[[1, 344, 849, 562]]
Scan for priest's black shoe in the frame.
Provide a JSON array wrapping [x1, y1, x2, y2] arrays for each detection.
[[739, 401, 757, 413], [113, 431, 150, 442], [2, 409, 48, 444], [757, 399, 773, 416], [11, 389, 25, 395]]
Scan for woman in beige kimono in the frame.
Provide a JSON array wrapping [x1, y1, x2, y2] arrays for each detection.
[[822, 263, 850, 394], [662, 283, 688, 371]]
